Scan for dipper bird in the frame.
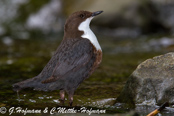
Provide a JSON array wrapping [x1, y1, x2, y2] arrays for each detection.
[[13, 10, 103, 106]]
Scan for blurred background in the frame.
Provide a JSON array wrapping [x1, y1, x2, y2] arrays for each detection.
[[1, 0, 174, 115], [0, 0, 174, 40]]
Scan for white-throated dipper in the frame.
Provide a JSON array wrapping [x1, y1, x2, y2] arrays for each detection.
[[13, 10, 103, 106]]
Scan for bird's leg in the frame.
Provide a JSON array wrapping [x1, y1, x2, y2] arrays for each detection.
[[59, 90, 65, 105], [68, 92, 74, 106]]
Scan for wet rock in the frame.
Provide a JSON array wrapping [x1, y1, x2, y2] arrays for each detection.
[[116, 52, 174, 108]]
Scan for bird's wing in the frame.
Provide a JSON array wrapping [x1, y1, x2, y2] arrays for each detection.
[[42, 38, 94, 83]]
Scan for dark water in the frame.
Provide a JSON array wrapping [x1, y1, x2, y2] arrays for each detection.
[[0, 35, 174, 115]]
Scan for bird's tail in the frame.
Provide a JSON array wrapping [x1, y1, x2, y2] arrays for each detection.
[[12, 76, 40, 92]]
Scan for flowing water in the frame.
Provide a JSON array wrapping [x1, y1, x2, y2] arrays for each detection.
[[0, 34, 174, 115]]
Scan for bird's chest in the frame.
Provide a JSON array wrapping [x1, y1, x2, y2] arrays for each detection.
[[94, 49, 102, 66], [90, 49, 102, 74]]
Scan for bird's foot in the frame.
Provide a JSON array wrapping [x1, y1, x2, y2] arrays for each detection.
[[59, 99, 65, 105], [59, 90, 65, 106], [68, 95, 73, 106], [69, 101, 73, 106]]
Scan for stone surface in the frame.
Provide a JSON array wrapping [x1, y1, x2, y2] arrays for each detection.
[[116, 52, 174, 107]]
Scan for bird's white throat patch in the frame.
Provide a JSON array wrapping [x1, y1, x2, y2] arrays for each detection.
[[78, 17, 101, 50]]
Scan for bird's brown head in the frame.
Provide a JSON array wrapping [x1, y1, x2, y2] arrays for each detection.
[[64, 10, 103, 39]]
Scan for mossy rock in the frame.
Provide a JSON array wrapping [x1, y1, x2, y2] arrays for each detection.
[[116, 52, 174, 108]]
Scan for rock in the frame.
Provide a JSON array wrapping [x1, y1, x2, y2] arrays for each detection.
[[116, 52, 174, 108]]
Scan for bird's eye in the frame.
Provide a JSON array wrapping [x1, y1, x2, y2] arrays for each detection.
[[79, 14, 85, 18]]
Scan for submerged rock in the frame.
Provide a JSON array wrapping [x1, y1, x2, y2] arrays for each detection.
[[116, 52, 174, 108]]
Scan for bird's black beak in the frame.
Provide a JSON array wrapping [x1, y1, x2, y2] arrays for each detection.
[[92, 11, 103, 17]]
